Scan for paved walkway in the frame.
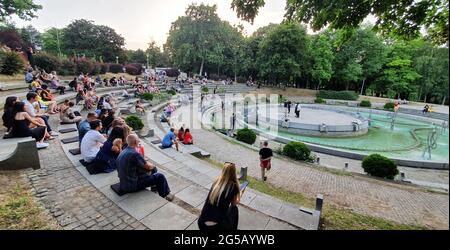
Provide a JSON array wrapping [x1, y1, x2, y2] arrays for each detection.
[[24, 119, 147, 230], [171, 105, 449, 229]]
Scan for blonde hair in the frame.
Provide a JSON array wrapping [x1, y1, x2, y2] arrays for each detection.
[[208, 163, 240, 206]]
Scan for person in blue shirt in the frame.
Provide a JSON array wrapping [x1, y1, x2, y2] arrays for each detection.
[[161, 128, 179, 151], [78, 112, 97, 144], [25, 69, 33, 84], [117, 134, 174, 200]]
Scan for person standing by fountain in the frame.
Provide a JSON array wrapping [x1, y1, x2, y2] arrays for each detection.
[[294, 102, 301, 118], [259, 141, 273, 181]]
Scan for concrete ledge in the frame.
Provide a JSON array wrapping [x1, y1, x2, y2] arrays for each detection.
[[0, 137, 40, 170]]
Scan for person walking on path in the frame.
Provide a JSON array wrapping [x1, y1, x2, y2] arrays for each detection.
[[259, 141, 273, 181]]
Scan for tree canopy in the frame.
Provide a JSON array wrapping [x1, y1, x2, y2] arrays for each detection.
[[0, 0, 42, 21], [231, 0, 449, 45]]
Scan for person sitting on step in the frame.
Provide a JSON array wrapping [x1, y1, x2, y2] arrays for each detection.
[[182, 128, 193, 145], [80, 120, 106, 164], [10, 102, 49, 149], [161, 128, 179, 151], [87, 126, 125, 174], [60, 101, 82, 125], [78, 112, 98, 144], [117, 134, 174, 200]]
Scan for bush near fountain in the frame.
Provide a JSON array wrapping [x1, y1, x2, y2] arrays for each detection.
[[384, 102, 395, 111], [125, 115, 144, 131], [317, 90, 359, 101], [360, 100, 372, 107], [236, 128, 257, 145], [282, 141, 312, 161], [141, 93, 154, 101], [362, 154, 399, 180]]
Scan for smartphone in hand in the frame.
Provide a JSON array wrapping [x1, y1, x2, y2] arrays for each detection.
[[240, 181, 249, 192]]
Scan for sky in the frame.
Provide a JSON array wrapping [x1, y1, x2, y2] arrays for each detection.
[[11, 0, 287, 50]]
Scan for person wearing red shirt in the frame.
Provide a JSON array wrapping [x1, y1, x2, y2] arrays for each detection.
[[183, 128, 193, 145]]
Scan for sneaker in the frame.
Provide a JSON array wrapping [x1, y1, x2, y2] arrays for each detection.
[[36, 142, 49, 149], [263, 176, 267, 181], [165, 193, 174, 201], [50, 131, 59, 136]]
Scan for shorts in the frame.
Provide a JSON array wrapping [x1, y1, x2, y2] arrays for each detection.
[[260, 159, 271, 170]]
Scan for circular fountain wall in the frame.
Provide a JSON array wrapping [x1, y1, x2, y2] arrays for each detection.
[[245, 105, 369, 137]]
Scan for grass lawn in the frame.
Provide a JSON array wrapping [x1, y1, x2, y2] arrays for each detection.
[[204, 158, 427, 230], [0, 171, 59, 230]]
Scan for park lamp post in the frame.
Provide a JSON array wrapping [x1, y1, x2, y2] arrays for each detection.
[[116, 56, 119, 64], [146, 54, 149, 69]]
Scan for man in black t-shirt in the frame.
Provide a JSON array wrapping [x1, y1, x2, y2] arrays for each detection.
[[259, 141, 273, 181]]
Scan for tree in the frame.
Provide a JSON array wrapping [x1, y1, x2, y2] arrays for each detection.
[[42, 28, 64, 57], [257, 22, 309, 86], [127, 49, 146, 64], [165, 3, 243, 76], [231, 0, 449, 45], [146, 41, 162, 68], [62, 19, 125, 62], [20, 25, 42, 50], [0, 0, 42, 21], [309, 34, 333, 90]]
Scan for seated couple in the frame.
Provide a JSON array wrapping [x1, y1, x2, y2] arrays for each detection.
[[177, 127, 193, 145], [161, 128, 179, 151]]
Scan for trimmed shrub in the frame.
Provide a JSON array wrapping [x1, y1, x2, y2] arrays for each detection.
[[33, 52, 61, 72], [167, 89, 177, 95], [165, 68, 180, 77], [360, 100, 372, 107], [125, 115, 144, 131], [362, 154, 398, 180], [384, 102, 395, 110], [314, 97, 325, 104], [236, 76, 246, 83], [125, 65, 139, 75], [210, 74, 220, 81], [128, 63, 143, 75], [90, 63, 102, 75], [100, 63, 109, 74], [59, 59, 76, 76], [0, 51, 24, 75], [109, 63, 123, 73], [317, 90, 359, 101], [141, 93, 154, 101], [282, 141, 311, 161], [0, 51, 5, 70], [236, 128, 257, 145], [201, 86, 209, 93], [75, 58, 94, 75]]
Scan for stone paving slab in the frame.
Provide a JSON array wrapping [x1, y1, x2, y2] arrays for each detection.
[[265, 218, 298, 230], [246, 194, 283, 219], [166, 175, 191, 194], [176, 185, 209, 208], [278, 204, 312, 230], [117, 190, 168, 220], [240, 190, 257, 206], [238, 206, 270, 230], [173, 166, 202, 179], [141, 202, 197, 230]]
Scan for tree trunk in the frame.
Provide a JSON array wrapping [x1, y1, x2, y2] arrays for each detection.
[[442, 95, 447, 105], [360, 78, 366, 95], [199, 58, 204, 77]]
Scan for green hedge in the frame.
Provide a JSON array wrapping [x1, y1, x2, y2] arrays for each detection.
[[317, 90, 359, 101], [314, 97, 326, 104], [34, 52, 61, 72], [141, 93, 154, 101], [360, 100, 372, 107], [167, 89, 177, 95], [125, 115, 144, 131], [362, 154, 398, 180], [282, 141, 311, 161], [0, 51, 23, 75], [201, 86, 209, 93], [236, 128, 257, 145], [384, 102, 395, 110]]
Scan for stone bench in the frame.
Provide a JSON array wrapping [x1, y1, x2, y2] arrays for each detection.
[[0, 137, 40, 170]]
